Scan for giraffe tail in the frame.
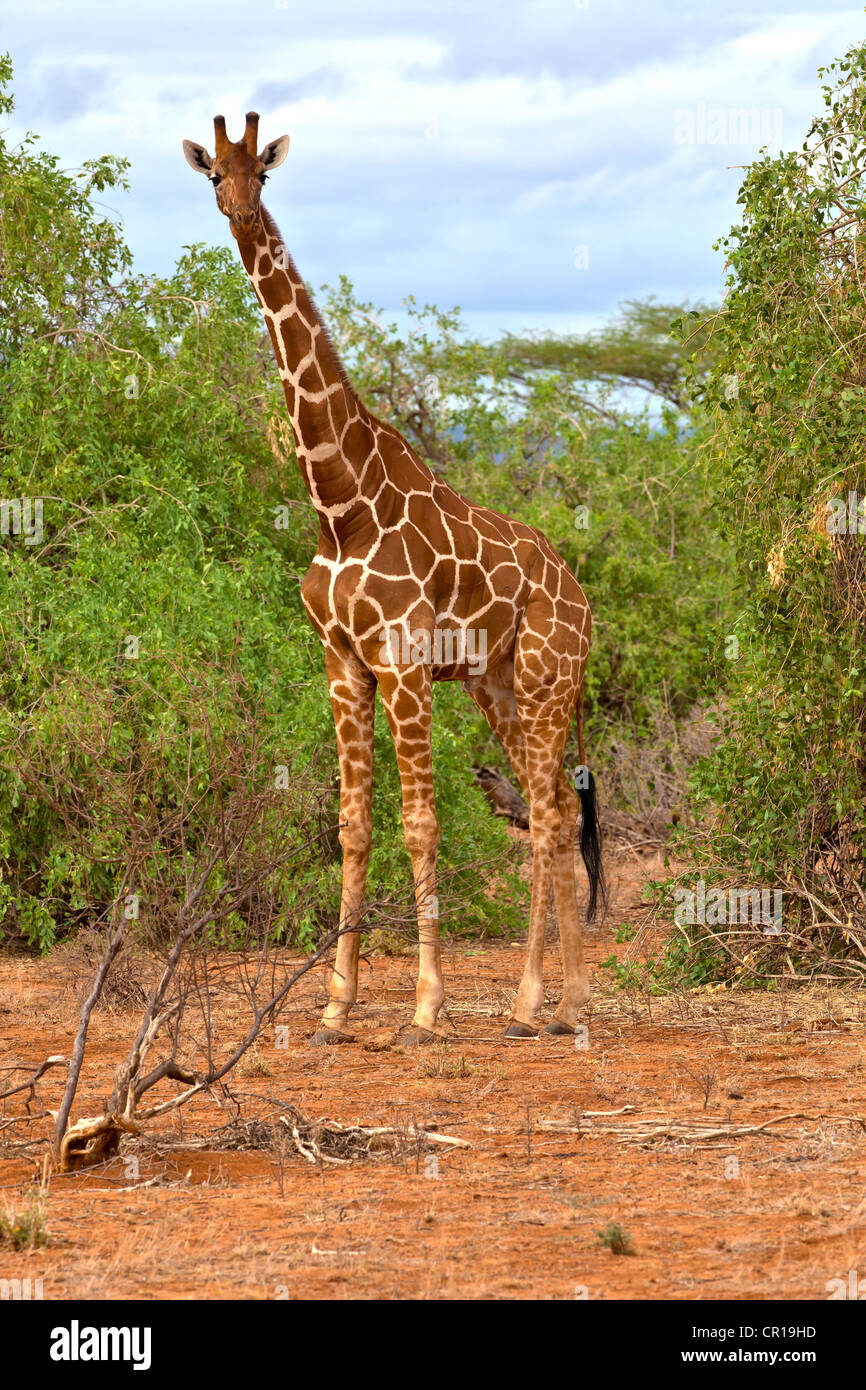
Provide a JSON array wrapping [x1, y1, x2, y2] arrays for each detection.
[[575, 688, 606, 923]]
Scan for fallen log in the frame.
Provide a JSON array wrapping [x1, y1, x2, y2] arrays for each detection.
[[473, 765, 530, 828]]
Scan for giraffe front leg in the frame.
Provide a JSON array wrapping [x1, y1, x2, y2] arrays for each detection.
[[312, 652, 375, 1046], [378, 665, 444, 1043]]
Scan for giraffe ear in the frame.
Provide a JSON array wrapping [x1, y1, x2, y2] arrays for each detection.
[[182, 140, 214, 175], [259, 135, 290, 170]]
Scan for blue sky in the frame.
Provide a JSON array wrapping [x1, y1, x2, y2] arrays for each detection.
[[4, 2, 865, 337]]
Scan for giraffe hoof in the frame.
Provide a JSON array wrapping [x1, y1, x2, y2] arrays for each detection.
[[309, 1026, 355, 1046], [397, 1026, 439, 1046], [503, 1020, 538, 1039], [544, 1019, 575, 1036]]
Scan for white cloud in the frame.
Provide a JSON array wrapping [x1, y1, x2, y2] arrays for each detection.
[[3, 1, 865, 327]]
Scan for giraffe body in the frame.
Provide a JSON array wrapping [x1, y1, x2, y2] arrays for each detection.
[[183, 114, 604, 1041]]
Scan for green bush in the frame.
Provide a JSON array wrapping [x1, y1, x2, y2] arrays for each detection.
[[663, 39, 866, 982]]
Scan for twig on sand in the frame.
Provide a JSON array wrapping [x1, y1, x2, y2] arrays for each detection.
[[537, 1109, 865, 1147]]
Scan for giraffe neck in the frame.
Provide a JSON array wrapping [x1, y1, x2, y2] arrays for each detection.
[[238, 208, 380, 524]]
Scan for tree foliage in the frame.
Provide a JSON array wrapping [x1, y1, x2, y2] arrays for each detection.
[[669, 39, 866, 981]]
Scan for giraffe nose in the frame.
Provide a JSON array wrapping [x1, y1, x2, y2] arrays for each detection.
[[231, 207, 258, 235]]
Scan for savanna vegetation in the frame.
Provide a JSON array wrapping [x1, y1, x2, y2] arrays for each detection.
[[668, 42, 866, 984], [1, 37, 863, 989]]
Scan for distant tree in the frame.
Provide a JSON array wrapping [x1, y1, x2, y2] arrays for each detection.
[[496, 297, 721, 416]]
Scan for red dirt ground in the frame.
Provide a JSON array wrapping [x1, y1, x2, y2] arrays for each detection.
[[2, 846, 865, 1300]]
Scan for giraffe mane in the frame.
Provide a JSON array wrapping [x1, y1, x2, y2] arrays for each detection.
[[259, 206, 355, 397]]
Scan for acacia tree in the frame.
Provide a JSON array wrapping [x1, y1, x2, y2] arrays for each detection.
[[496, 297, 720, 415]]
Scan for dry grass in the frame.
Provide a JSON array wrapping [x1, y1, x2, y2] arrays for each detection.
[[416, 1044, 474, 1080], [55, 929, 157, 1013], [598, 701, 716, 843]]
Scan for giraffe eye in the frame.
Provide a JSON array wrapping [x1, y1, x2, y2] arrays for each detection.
[[210, 174, 222, 188], [259, 173, 268, 184]]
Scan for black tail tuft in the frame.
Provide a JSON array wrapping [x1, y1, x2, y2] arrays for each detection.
[[578, 770, 606, 923]]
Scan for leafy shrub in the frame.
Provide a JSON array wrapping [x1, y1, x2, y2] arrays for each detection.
[[665, 39, 866, 982]]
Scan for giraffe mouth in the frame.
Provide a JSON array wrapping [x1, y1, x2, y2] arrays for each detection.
[[230, 208, 260, 238]]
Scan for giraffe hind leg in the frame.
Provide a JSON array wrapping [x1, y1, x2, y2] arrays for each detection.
[[543, 769, 589, 1032], [465, 664, 590, 1036]]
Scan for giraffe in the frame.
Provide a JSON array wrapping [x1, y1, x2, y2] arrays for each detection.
[[183, 112, 604, 1043]]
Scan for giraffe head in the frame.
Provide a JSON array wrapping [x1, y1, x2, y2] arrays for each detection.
[[183, 112, 289, 241]]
